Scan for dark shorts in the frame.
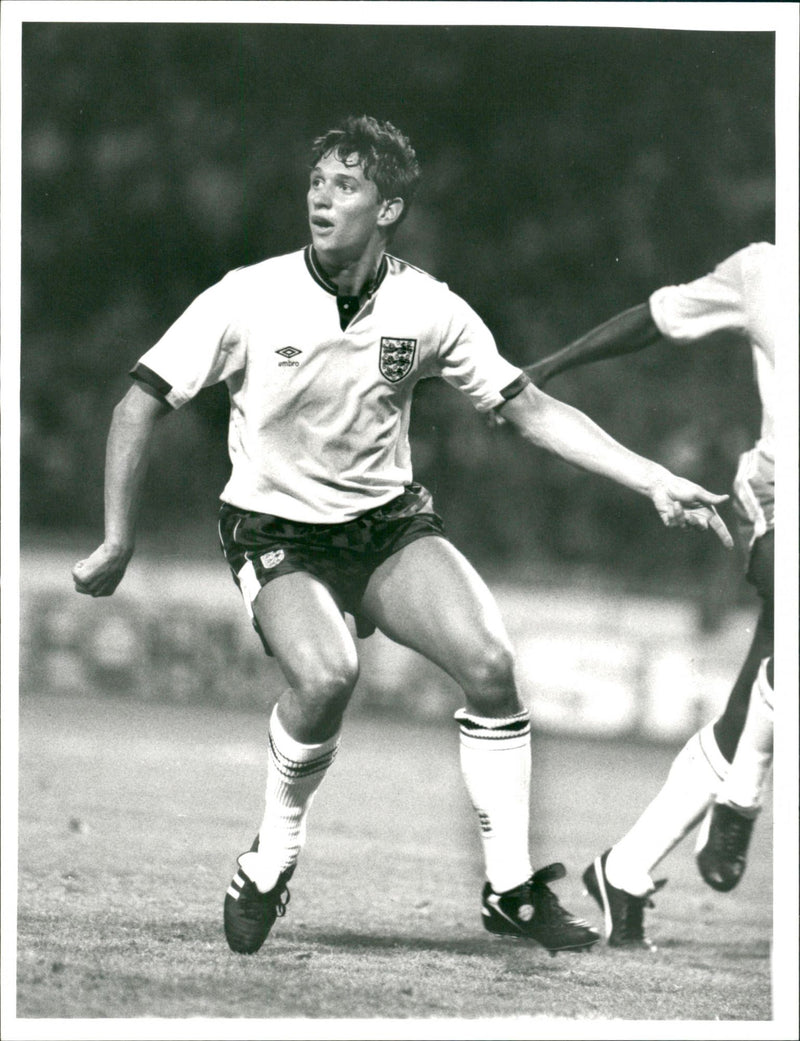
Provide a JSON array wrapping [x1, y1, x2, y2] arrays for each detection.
[[218, 483, 447, 655], [746, 528, 774, 637]]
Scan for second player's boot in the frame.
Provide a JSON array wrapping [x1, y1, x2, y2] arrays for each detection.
[[481, 862, 600, 954], [223, 840, 295, 955], [582, 850, 665, 950], [695, 802, 757, 892]]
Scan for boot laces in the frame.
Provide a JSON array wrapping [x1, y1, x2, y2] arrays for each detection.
[[240, 881, 291, 920], [619, 878, 666, 941], [527, 862, 569, 922], [718, 811, 753, 855], [276, 887, 291, 918]]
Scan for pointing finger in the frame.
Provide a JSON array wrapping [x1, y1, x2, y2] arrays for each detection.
[[692, 490, 730, 507], [708, 507, 734, 549]]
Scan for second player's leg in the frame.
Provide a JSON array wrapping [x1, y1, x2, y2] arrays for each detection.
[[697, 530, 774, 891], [586, 528, 776, 945], [712, 528, 774, 761]]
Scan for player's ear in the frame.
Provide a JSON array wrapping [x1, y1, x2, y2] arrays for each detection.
[[378, 197, 404, 229]]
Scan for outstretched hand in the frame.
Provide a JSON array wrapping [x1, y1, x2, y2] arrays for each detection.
[[649, 475, 734, 549], [72, 543, 133, 597]]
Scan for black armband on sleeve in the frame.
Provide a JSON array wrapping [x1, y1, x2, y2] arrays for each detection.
[[495, 371, 530, 407], [130, 362, 173, 404]]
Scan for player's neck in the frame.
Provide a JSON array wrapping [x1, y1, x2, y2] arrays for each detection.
[[313, 242, 385, 298]]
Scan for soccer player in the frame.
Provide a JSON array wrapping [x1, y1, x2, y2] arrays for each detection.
[[72, 116, 733, 957], [525, 243, 775, 949]]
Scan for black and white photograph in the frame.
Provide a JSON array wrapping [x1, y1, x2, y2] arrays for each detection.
[[2, 2, 798, 1038]]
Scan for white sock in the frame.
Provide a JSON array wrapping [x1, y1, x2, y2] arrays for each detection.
[[606, 721, 728, 897], [455, 707, 533, 893], [715, 658, 773, 814], [246, 705, 340, 893]]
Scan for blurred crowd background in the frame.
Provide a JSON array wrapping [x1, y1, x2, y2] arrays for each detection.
[[21, 21, 774, 601]]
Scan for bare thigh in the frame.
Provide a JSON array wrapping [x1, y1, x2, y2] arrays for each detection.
[[252, 572, 359, 741], [360, 536, 520, 714]]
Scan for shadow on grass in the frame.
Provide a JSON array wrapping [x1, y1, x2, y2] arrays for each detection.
[[279, 927, 583, 967]]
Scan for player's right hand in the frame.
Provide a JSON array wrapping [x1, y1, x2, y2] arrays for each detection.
[[648, 475, 734, 549], [72, 543, 133, 597]]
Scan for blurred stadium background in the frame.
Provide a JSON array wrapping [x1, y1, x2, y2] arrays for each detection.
[[19, 22, 774, 739]]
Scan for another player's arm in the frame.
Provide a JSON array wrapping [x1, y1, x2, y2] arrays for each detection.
[[497, 382, 733, 548], [72, 382, 171, 597], [525, 303, 662, 388]]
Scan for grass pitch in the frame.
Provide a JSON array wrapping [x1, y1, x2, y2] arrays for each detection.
[[13, 693, 774, 1029]]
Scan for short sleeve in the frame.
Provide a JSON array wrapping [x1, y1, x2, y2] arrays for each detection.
[[131, 273, 246, 408], [648, 248, 754, 344], [431, 290, 527, 412]]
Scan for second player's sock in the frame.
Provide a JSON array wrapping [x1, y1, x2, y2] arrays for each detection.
[[606, 720, 728, 896], [455, 707, 533, 894], [246, 703, 340, 893]]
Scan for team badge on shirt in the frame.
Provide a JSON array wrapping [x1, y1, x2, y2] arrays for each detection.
[[379, 337, 417, 382]]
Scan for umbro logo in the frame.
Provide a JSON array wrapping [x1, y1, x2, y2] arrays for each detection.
[[276, 346, 302, 367]]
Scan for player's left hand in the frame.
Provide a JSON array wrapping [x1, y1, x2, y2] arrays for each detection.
[[649, 475, 733, 548]]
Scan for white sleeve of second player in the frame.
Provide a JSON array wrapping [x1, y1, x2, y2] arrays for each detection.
[[132, 273, 246, 408], [432, 290, 526, 411], [648, 249, 751, 344]]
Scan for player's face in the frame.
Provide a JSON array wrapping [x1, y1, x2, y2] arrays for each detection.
[[307, 152, 386, 262]]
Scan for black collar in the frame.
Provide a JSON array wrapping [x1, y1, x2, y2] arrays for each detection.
[[304, 246, 388, 299]]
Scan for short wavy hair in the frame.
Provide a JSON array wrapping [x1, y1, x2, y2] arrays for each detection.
[[310, 115, 421, 228]]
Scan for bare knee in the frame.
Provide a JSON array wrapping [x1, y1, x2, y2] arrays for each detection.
[[295, 656, 359, 707], [470, 635, 516, 689], [460, 637, 520, 716], [280, 651, 360, 741]]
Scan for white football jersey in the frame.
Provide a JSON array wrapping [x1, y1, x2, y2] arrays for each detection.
[[132, 247, 525, 522], [648, 242, 775, 463]]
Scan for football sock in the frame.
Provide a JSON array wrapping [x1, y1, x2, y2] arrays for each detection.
[[714, 657, 773, 815], [247, 703, 340, 893], [606, 721, 728, 897], [455, 707, 533, 894]]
